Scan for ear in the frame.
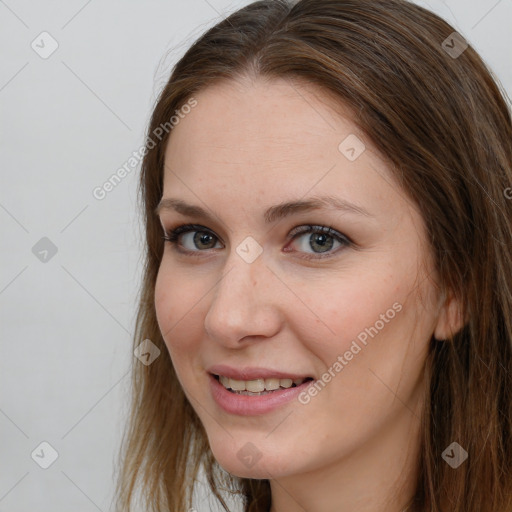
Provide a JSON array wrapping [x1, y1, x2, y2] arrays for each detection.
[[433, 289, 467, 341]]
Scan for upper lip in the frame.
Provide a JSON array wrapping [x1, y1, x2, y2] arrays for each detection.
[[207, 364, 312, 381]]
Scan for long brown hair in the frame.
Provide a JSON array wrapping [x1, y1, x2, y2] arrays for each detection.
[[113, 1, 512, 510]]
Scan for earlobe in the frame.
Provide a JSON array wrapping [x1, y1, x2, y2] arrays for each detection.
[[433, 290, 467, 341]]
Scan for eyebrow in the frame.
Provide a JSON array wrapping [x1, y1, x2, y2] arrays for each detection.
[[154, 195, 374, 224]]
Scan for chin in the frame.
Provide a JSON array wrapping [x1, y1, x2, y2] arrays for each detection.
[[209, 439, 297, 480]]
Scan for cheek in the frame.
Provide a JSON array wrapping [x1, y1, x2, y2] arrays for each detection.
[[154, 264, 210, 396], [292, 266, 427, 391], [154, 265, 174, 341], [291, 270, 401, 351], [154, 261, 205, 353]]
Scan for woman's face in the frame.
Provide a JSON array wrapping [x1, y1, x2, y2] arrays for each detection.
[[154, 77, 447, 481]]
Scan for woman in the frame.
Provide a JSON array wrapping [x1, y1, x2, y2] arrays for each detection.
[[114, 1, 512, 511]]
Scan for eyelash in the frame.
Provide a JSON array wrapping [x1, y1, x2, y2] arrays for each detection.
[[161, 223, 353, 260]]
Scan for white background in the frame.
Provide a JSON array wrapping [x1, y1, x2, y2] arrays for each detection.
[[0, 0, 510, 511]]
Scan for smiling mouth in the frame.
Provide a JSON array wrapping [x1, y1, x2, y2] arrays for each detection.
[[212, 373, 314, 395]]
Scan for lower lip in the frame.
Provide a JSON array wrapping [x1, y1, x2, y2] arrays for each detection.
[[208, 373, 313, 416]]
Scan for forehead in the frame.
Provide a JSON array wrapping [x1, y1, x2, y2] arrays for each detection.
[[164, 78, 378, 186], [161, 77, 418, 232], [165, 76, 361, 163]]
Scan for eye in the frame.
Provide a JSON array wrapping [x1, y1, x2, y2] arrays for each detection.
[[162, 223, 352, 260], [162, 223, 222, 255], [285, 225, 352, 260]]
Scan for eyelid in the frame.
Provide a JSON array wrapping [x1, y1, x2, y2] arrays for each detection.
[[162, 223, 223, 254], [286, 224, 353, 244]]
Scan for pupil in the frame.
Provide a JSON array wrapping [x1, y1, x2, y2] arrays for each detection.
[[195, 232, 215, 249], [311, 233, 333, 253]]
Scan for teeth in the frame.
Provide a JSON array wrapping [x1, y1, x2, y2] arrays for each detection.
[[217, 375, 307, 392], [279, 378, 293, 388], [229, 378, 246, 391], [246, 379, 265, 392], [265, 378, 280, 391]]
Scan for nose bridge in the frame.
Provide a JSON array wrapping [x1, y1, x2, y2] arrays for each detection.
[[204, 245, 280, 344]]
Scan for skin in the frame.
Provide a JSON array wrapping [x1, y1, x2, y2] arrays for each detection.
[[154, 76, 463, 512]]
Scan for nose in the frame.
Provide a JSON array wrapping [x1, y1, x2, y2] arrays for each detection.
[[203, 248, 283, 348]]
